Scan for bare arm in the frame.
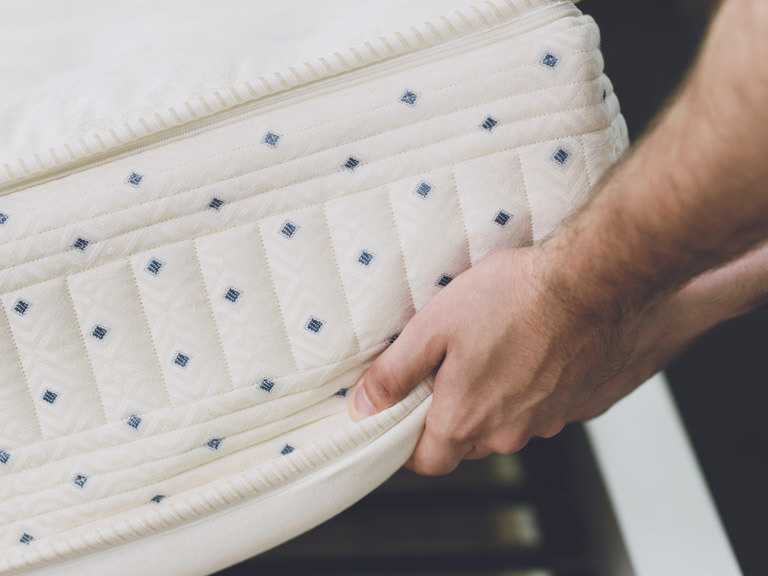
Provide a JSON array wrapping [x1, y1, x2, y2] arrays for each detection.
[[349, 0, 768, 475]]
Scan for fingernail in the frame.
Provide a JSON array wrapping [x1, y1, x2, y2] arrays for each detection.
[[351, 379, 376, 419]]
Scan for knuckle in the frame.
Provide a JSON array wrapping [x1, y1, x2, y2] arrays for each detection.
[[538, 420, 565, 439], [494, 433, 529, 455]]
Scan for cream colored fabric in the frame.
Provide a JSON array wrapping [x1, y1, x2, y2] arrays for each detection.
[[0, 1, 627, 573]]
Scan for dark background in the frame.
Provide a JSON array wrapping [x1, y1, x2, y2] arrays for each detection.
[[580, 1, 768, 574]]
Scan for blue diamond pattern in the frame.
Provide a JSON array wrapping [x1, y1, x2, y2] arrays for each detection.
[[127, 415, 141, 429], [553, 148, 570, 165], [344, 157, 360, 170], [224, 287, 240, 303], [42, 389, 57, 404], [19, 533, 34, 545], [0, 450, 9, 464], [73, 474, 88, 488], [260, 378, 275, 392], [13, 300, 29, 316], [437, 274, 453, 287], [400, 90, 418, 106], [127, 172, 143, 187], [92, 325, 108, 340], [150, 494, 166, 503], [146, 258, 163, 275], [481, 116, 498, 131], [494, 210, 511, 226], [306, 317, 324, 334], [542, 53, 558, 68], [0, 213, 8, 225], [281, 444, 295, 455], [208, 197, 224, 210], [73, 237, 89, 251], [280, 221, 298, 238], [207, 438, 222, 450], [415, 182, 432, 198], [264, 132, 280, 147], [174, 352, 190, 368], [358, 250, 374, 266]]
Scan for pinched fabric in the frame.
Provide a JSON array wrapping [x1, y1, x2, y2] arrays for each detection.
[[0, 0, 627, 572]]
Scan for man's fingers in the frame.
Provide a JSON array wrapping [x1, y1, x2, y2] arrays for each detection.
[[405, 421, 473, 476], [348, 308, 446, 421]]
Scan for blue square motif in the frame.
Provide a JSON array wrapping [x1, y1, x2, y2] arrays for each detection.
[[306, 317, 324, 334], [208, 197, 224, 210], [150, 494, 166, 504], [127, 415, 141, 429], [146, 258, 163, 275], [542, 53, 559, 68], [92, 325, 108, 340], [207, 438, 222, 450], [73, 474, 88, 488], [436, 274, 453, 287], [174, 352, 190, 368], [224, 287, 240, 303], [13, 300, 29, 316], [400, 90, 418, 106], [42, 390, 57, 404], [19, 533, 34, 545], [260, 378, 275, 392], [358, 250, 374, 266], [553, 148, 570, 165], [73, 237, 89, 251], [126, 172, 144, 187], [415, 182, 432, 198], [344, 157, 360, 171], [334, 388, 348, 398], [481, 117, 498, 131], [264, 132, 280, 147], [281, 444, 295, 455], [0, 450, 9, 464], [0, 213, 7, 225], [280, 221, 298, 238], [494, 210, 511, 226]]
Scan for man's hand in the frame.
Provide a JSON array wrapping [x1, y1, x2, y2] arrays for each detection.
[[348, 0, 768, 475], [349, 246, 643, 476]]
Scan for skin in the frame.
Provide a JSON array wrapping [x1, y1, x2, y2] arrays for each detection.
[[348, 0, 768, 475]]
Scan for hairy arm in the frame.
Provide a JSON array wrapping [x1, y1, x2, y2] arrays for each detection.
[[349, 0, 768, 475]]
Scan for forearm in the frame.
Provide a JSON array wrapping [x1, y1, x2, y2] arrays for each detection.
[[548, 0, 768, 317]]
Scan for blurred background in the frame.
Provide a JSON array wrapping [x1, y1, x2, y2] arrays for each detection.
[[218, 1, 767, 575]]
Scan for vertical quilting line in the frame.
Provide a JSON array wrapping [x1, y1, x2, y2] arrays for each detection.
[[320, 203, 361, 356], [254, 226, 300, 373], [0, 306, 43, 439], [514, 151, 536, 246], [579, 133, 597, 193], [63, 278, 108, 425], [383, 185, 418, 312], [127, 263, 174, 408], [190, 240, 235, 392], [448, 170, 475, 267]]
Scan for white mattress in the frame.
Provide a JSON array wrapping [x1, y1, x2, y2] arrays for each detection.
[[0, 1, 627, 574]]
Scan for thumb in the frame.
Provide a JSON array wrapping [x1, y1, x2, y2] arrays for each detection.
[[349, 310, 446, 421]]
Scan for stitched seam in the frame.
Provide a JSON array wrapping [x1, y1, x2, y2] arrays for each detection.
[[514, 151, 536, 245], [190, 239, 235, 392], [0, 119, 619, 297], [383, 185, 418, 313], [126, 263, 174, 408], [0, 66, 600, 252], [0, 96, 610, 281], [255, 225, 301, 374], [62, 278, 109, 425], [0, 305, 44, 440], [449, 170, 475, 269], [0, 341, 386, 482], [321, 204, 362, 355], [0, 394, 344, 528]]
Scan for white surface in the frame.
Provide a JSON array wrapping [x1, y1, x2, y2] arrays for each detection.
[[0, 0, 484, 167], [586, 373, 742, 576], [21, 396, 431, 576]]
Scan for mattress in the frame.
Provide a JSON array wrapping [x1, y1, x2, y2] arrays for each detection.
[[0, 0, 628, 574]]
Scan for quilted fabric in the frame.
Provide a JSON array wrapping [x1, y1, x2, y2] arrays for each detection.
[[0, 0, 627, 572]]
